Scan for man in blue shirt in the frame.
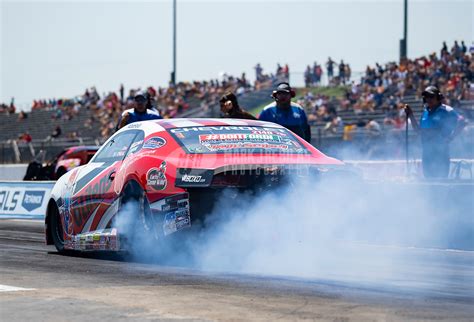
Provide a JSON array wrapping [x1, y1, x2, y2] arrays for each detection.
[[118, 91, 162, 130], [405, 86, 466, 178], [258, 83, 311, 142]]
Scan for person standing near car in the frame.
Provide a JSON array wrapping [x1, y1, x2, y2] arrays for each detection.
[[117, 91, 162, 130], [258, 82, 311, 142], [404, 86, 466, 179], [219, 92, 256, 120]]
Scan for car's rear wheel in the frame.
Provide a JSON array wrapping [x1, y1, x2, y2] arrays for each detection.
[[117, 183, 161, 255], [49, 204, 66, 253]]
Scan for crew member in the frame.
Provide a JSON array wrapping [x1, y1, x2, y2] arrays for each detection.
[[117, 91, 162, 130], [219, 92, 256, 120], [258, 82, 311, 142], [405, 86, 466, 178]]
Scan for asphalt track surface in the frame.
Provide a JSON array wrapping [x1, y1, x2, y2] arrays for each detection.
[[1, 219, 473, 321]]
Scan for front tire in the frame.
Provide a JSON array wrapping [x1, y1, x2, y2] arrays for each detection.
[[49, 204, 66, 253]]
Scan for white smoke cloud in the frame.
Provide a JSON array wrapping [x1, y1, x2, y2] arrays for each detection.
[[116, 171, 473, 291]]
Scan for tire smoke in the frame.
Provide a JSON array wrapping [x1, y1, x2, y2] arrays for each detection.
[[117, 174, 473, 291]]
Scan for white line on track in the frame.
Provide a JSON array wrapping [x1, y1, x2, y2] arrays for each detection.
[[0, 219, 43, 223], [339, 240, 474, 254], [0, 284, 36, 292]]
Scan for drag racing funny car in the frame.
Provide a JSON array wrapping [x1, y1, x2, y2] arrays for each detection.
[[45, 118, 344, 253]]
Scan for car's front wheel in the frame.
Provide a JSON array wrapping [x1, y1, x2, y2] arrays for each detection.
[[49, 204, 66, 253]]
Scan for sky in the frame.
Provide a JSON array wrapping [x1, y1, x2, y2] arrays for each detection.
[[1, 0, 473, 109]]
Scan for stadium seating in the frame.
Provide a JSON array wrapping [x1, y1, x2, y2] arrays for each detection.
[[0, 108, 101, 142]]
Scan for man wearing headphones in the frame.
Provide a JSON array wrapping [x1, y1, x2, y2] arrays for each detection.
[[117, 91, 162, 130], [258, 83, 311, 142], [405, 86, 466, 178]]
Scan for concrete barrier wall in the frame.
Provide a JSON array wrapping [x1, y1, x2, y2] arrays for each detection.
[[0, 181, 55, 219], [0, 164, 28, 181]]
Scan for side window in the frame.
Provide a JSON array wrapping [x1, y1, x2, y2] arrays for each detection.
[[92, 131, 137, 163], [125, 131, 145, 158], [63, 152, 79, 160]]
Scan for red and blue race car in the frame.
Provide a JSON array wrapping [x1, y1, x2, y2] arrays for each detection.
[[45, 118, 343, 253]]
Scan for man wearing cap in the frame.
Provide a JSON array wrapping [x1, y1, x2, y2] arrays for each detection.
[[405, 86, 466, 178], [258, 82, 311, 142], [117, 91, 162, 130]]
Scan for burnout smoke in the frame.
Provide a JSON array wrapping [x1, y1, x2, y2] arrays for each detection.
[[119, 168, 472, 290]]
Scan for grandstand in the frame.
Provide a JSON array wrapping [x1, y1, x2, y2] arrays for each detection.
[[0, 108, 101, 143], [1, 41, 472, 163], [3, 90, 471, 163]]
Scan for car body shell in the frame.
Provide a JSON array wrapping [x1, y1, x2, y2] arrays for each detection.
[[54, 146, 99, 176], [45, 118, 343, 251]]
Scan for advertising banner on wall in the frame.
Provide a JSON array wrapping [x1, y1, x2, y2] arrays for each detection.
[[0, 181, 55, 219]]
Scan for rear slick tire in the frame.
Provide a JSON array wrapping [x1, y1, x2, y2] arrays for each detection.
[[118, 185, 160, 255]]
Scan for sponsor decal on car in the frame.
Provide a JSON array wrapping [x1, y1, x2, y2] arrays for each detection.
[[181, 174, 206, 183], [128, 140, 144, 155], [175, 217, 190, 230], [153, 194, 189, 213], [170, 126, 281, 133], [150, 193, 191, 236], [163, 210, 190, 236], [175, 169, 213, 187], [169, 126, 309, 155], [251, 129, 288, 136], [175, 168, 214, 187], [143, 137, 166, 149], [71, 167, 115, 229], [127, 123, 142, 129], [146, 161, 167, 190], [199, 133, 282, 143], [177, 200, 188, 208], [204, 142, 289, 151]]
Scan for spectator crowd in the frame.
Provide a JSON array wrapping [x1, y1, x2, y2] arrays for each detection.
[[304, 58, 352, 87], [2, 62, 290, 140], [1, 41, 471, 143], [297, 41, 472, 139], [2, 67, 276, 140]]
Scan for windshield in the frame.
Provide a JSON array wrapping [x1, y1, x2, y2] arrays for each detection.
[[168, 126, 310, 154]]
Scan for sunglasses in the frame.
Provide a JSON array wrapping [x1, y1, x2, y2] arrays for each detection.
[[134, 96, 147, 103]]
